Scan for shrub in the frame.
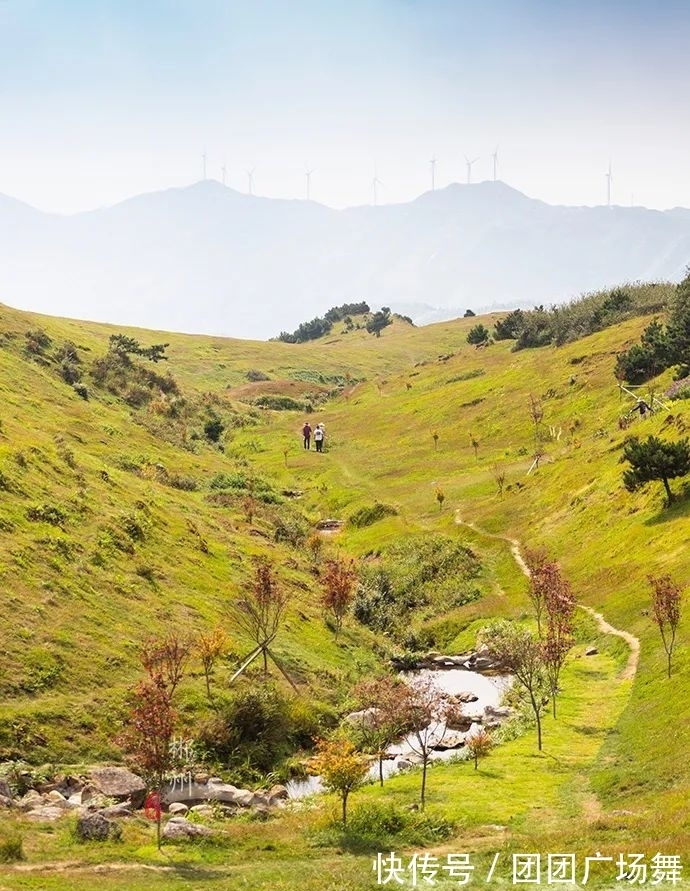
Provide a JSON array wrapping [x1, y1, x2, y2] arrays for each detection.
[[348, 502, 398, 529], [26, 504, 68, 527], [466, 324, 490, 345], [167, 474, 198, 491], [24, 328, 52, 355], [0, 834, 24, 863], [253, 395, 304, 411], [73, 383, 89, 400], [246, 369, 271, 382], [204, 417, 225, 442]]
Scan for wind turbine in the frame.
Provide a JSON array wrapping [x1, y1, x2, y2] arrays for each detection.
[[305, 166, 315, 201], [606, 161, 613, 207], [202, 152, 207, 181], [221, 162, 227, 186], [371, 164, 383, 206], [429, 156, 437, 191], [491, 146, 499, 182], [246, 168, 255, 196], [465, 155, 479, 184]]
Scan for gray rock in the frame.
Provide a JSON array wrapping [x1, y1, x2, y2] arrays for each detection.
[[395, 759, 413, 771], [168, 802, 189, 815], [26, 805, 65, 821], [163, 816, 213, 840], [585, 646, 599, 656], [76, 812, 122, 841], [0, 795, 13, 808], [189, 804, 215, 817], [267, 784, 289, 805], [89, 767, 146, 808], [47, 790, 70, 808], [98, 803, 133, 819], [0, 779, 12, 800], [344, 707, 380, 729], [455, 692, 479, 703], [17, 790, 44, 812]]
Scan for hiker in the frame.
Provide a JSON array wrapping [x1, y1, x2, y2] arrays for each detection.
[[314, 423, 324, 453], [302, 421, 312, 450]]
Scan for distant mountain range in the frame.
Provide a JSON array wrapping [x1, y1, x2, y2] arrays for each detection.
[[1, 180, 689, 339]]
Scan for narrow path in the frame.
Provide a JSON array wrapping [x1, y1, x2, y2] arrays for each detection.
[[455, 512, 640, 680]]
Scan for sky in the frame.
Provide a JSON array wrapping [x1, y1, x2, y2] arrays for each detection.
[[2, 0, 690, 214]]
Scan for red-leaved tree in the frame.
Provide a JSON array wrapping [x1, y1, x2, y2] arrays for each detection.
[[321, 558, 357, 638]]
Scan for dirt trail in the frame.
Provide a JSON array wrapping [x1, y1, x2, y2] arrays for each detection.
[[455, 512, 640, 680]]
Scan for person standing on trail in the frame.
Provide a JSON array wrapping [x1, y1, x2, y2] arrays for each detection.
[[302, 421, 312, 450], [314, 423, 324, 453]]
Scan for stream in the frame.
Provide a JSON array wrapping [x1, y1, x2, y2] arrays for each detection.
[[286, 668, 511, 799]]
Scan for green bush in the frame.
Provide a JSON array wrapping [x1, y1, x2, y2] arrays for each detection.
[[0, 834, 24, 863], [348, 502, 398, 529], [253, 395, 304, 411]]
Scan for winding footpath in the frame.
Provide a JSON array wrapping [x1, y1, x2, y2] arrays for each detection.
[[455, 512, 640, 681]]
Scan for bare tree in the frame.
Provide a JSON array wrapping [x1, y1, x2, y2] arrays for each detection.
[[465, 727, 493, 770], [404, 676, 463, 809], [649, 574, 684, 678], [230, 559, 289, 676]]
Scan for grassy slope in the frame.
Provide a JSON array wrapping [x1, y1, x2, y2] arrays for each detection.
[[1, 300, 689, 886]]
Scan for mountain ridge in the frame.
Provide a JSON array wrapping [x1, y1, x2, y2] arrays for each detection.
[[1, 179, 689, 339]]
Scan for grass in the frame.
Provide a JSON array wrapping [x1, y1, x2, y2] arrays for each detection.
[[0, 295, 689, 886]]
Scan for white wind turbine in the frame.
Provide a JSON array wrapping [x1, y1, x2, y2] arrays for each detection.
[[465, 154, 479, 184], [430, 156, 437, 191], [491, 146, 499, 182], [371, 164, 383, 206], [246, 168, 255, 195], [606, 161, 613, 207], [305, 166, 315, 201]]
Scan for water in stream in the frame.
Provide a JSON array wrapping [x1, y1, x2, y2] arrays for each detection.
[[286, 668, 511, 799]]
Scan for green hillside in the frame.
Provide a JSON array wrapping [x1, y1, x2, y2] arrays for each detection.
[[1, 286, 689, 889]]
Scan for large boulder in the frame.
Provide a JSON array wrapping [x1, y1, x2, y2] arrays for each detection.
[[344, 708, 380, 729], [89, 767, 146, 808], [76, 812, 122, 841]]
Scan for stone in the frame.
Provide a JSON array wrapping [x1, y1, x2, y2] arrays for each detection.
[[395, 758, 413, 771], [26, 805, 65, 821], [98, 803, 133, 819], [585, 646, 599, 656], [163, 816, 213, 840], [0, 795, 12, 808], [76, 812, 122, 841], [168, 802, 189, 815], [455, 692, 479, 703], [0, 779, 12, 800], [484, 705, 511, 719], [445, 714, 475, 732], [267, 784, 289, 804], [189, 804, 215, 817], [47, 790, 70, 807], [17, 790, 44, 812], [344, 707, 380, 729], [89, 767, 146, 808]]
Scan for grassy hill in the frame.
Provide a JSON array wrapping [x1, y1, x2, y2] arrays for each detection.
[[1, 289, 690, 889]]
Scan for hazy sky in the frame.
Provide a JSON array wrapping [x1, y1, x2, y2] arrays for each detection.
[[2, 0, 690, 214]]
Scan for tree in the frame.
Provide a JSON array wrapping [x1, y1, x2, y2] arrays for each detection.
[[140, 633, 192, 700], [307, 736, 369, 827], [197, 627, 228, 700], [350, 677, 414, 787], [493, 309, 525, 341], [463, 309, 476, 318], [465, 727, 493, 770], [523, 548, 550, 636], [649, 574, 684, 678], [432, 431, 439, 451], [119, 675, 175, 849], [321, 557, 357, 638], [230, 560, 289, 676], [539, 560, 576, 717], [466, 324, 490, 345], [366, 307, 392, 338], [622, 435, 690, 504], [435, 487, 445, 511], [403, 676, 463, 810], [480, 620, 548, 750]]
